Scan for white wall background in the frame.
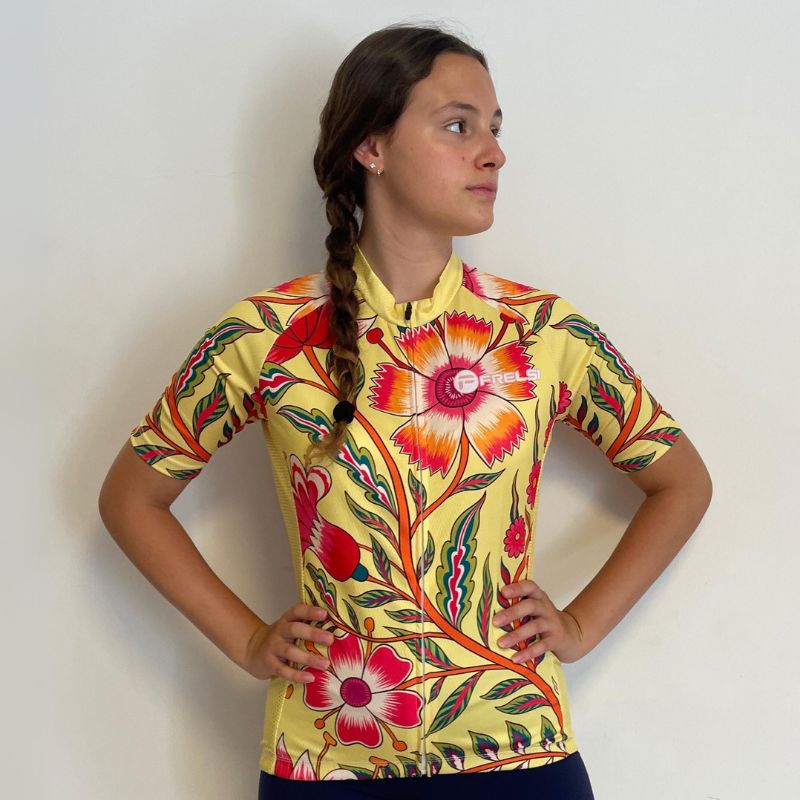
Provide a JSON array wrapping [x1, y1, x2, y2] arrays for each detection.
[[6, 1, 798, 797]]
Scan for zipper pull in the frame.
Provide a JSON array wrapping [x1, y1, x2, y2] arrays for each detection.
[[405, 301, 412, 322]]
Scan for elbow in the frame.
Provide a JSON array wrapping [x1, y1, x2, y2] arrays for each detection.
[[705, 471, 714, 504], [98, 471, 120, 532], [696, 463, 713, 508]]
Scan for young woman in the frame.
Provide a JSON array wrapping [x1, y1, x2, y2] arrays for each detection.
[[99, 22, 712, 799]]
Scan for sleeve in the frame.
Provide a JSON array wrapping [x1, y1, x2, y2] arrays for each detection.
[[543, 293, 683, 473], [128, 296, 273, 480]]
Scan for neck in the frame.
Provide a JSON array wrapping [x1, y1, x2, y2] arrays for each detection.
[[355, 224, 454, 304]]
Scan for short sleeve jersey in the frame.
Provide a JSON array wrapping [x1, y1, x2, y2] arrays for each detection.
[[129, 243, 682, 781]]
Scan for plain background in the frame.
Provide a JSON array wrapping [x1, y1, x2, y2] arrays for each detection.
[[5, 1, 798, 797]]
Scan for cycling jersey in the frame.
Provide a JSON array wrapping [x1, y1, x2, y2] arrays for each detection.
[[129, 242, 682, 781]]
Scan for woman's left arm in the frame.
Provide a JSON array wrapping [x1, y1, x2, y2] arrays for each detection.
[[562, 431, 712, 656], [494, 432, 712, 663]]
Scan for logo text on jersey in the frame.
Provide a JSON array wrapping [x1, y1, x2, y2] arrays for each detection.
[[453, 367, 540, 394]]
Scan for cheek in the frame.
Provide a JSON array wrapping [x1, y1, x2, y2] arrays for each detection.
[[391, 143, 466, 205], [408, 139, 461, 177]]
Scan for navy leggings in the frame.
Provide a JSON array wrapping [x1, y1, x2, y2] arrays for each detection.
[[258, 751, 594, 799]]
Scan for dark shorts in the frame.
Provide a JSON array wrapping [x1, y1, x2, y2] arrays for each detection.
[[258, 751, 594, 799]]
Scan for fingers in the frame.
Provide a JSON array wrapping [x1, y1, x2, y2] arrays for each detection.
[[282, 642, 330, 672], [270, 604, 335, 684], [284, 603, 329, 624], [270, 656, 317, 684], [495, 581, 549, 625], [508, 640, 544, 664], [284, 618, 336, 647], [502, 580, 541, 598], [269, 635, 330, 684], [493, 600, 536, 627], [497, 617, 544, 650]]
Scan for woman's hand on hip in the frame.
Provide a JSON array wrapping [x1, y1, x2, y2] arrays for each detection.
[[493, 580, 586, 664], [243, 603, 334, 682]]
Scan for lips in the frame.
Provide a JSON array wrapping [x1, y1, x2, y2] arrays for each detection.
[[468, 184, 497, 198]]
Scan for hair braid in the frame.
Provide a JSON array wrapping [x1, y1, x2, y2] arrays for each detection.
[[302, 185, 361, 467]]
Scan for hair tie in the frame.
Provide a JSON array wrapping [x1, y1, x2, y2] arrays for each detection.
[[333, 400, 356, 423]]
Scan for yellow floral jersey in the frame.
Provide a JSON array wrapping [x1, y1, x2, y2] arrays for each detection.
[[129, 242, 682, 781]]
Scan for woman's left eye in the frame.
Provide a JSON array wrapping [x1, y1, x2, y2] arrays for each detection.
[[445, 120, 502, 137]]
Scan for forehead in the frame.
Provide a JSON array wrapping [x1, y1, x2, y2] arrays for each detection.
[[406, 53, 499, 116]]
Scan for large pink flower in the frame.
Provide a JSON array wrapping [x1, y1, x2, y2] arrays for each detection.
[[303, 632, 423, 748], [368, 311, 537, 476]]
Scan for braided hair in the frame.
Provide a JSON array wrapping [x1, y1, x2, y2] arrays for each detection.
[[303, 21, 487, 466]]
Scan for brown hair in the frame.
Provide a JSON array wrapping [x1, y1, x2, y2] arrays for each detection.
[[304, 21, 488, 466]]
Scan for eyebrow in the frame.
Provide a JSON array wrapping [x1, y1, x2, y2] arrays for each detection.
[[433, 101, 503, 121]]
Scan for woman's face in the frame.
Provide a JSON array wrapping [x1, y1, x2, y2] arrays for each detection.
[[358, 51, 506, 237]]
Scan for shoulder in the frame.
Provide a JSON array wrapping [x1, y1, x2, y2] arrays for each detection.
[[220, 268, 329, 333], [461, 260, 581, 331]]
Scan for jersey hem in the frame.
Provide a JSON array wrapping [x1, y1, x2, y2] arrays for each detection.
[[257, 733, 579, 780]]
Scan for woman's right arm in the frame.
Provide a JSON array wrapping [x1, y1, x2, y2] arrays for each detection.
[[98, 442, 332, 682]]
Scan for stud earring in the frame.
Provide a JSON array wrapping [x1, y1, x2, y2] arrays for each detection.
[[368, 162, 383, 176]]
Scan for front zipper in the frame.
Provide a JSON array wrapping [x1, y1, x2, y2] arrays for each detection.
[[404, 299, 428, 776]]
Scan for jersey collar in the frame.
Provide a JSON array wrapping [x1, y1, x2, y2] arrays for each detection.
[[352, 241, 464, 326]]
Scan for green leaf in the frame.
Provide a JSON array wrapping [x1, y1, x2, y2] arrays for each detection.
[[506, 720, 532, 753], [342, 600, 361, 633], [192, 372, 230, 437], [530, 297, 555, 335], [495, 693, 549, 715], [430, 741, 466, 771], [479, 677, 530, 700], [305, 563, 338, 611], [415, 531, 435, 579], [475, 553, 492, 647], [397, 756, 423, 778], [259, 363, 300, 405], [587, 362, 625, 424], [337, 432, 397, 517], [469, 730, 500, 761], [385, 608, 426, 624], [369, 534, 392, 583], [428, 675, 447, 703], [349, 589, 404, 608], [344, 492, 398, 552], [434, 494, 484, 629], [408, 468, 426, 511], [454, 471, 503, 493], [540, 714, 558, 745], [174, 317, 261, 401], [425, 672, 482, 736], [640, 426, 682, 445]]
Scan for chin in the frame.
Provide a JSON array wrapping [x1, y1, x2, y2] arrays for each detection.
[[452, 216, 494, 236]]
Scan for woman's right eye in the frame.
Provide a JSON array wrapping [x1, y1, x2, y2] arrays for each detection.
[[445, 119, 502, 138], [445, 119, 466, 134]]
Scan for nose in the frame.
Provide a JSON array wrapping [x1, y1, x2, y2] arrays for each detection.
[[478, 130, 506, 170]]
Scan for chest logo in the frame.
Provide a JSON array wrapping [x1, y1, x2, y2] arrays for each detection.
[[453, 367, 540, 395]]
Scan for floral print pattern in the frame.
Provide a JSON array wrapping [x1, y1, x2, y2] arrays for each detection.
[[129, 243, 682, 781], [367, 311, 536, 476], [303, 631, 423, 748]]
